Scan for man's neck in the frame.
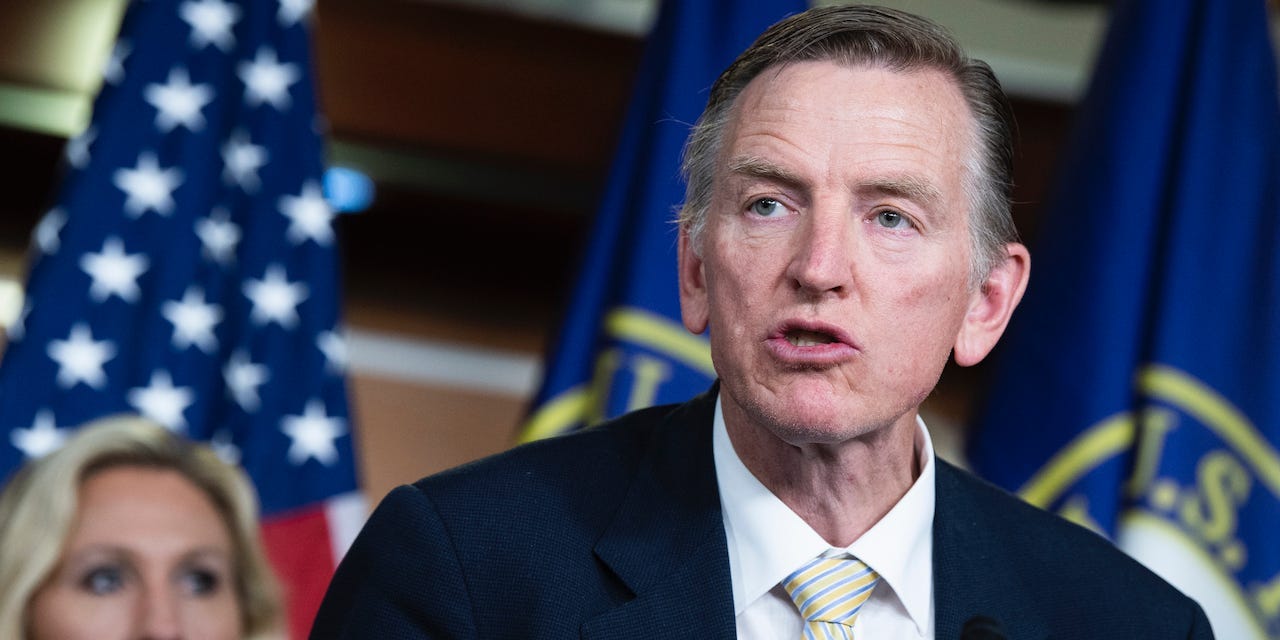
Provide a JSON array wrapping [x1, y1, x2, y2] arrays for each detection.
[[724, 409, 922, 548]]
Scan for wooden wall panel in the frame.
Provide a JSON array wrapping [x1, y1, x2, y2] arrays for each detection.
[[314, 0, 642, 175]]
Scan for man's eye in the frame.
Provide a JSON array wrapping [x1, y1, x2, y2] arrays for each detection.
[[80, 567, 124, 595], [875, 209, 910, 229], [180, 569, 223, 596], [748, 198, 787, 218]]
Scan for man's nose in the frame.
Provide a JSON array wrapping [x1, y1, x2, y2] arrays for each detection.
[[786, 207, 855, 296]]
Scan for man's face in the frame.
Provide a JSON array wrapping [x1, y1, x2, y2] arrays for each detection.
[[680, 60, 985, 447]]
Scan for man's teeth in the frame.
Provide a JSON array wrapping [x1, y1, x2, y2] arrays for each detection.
[[785, 330, 835, 346]]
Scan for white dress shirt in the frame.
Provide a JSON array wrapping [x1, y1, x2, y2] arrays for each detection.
[[713, 395, 936, 639]]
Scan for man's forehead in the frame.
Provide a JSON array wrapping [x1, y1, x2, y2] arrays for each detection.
[[739, 58, 962, 101], [717, 62, 972, 170], [721, 61, 969, 136]]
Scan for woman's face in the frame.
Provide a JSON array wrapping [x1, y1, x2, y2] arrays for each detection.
[[28, 465, 243, 639]]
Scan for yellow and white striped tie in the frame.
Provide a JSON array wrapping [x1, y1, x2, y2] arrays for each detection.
[[783, 555, 880, 640]]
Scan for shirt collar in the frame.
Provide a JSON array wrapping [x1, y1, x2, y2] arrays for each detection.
[[713, 394, 936, 635]]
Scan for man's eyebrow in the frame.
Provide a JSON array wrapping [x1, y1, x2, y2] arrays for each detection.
[[726, 158, 943, 207], [725, 156, 805, 189], [858, 175, 943, 206]]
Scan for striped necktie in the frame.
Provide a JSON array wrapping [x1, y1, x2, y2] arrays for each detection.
[[783, 555, 880, 640]]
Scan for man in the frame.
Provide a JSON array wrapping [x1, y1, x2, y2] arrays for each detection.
[[312, 6, 1213, 639]]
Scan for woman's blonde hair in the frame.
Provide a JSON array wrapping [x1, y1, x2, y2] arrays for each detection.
[[0, 415, 284, 639]]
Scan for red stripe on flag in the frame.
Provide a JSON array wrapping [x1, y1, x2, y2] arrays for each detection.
[[262, 507, 336, 639]]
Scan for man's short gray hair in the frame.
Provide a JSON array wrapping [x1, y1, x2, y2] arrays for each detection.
[[677, 4, 1019, 284]]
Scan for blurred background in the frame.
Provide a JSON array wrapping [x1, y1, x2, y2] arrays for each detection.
[[0, 0, 1106, 502]]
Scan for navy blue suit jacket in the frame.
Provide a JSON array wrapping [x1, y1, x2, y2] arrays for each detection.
[[312, 387, 1213, 639]]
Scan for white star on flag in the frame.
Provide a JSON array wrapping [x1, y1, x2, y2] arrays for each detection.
[[317, 330, 348, 373], [34, 208, 67, 255], [47, 323, 117, 389], [223, 350, 269, 412], [66, 126, 96, 169], [80, 237, 150, 303], [162, 286, 223, 352], [243, 264, 309, 328], [113, 152, 184, 217], [279, 181, 334, 245], [180, 0, 240, 51], [0, 1, 363, 627], [238, 47, 299, 110], [221, 129, 267, 192], [104, 40, 131, 84], [278, 0, 315, 27], [196, 208, 241, 265], [127, 370, 196, 431], [281, 399, 345, 466], [10, 410, 69, 459], [144, 67, 215, 132]]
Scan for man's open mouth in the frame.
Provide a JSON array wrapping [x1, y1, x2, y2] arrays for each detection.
[[785, 329, 838, 347]]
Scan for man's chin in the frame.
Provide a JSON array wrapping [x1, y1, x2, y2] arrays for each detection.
[[724, 376, 871, 433], [765, 414, 884, 448], [722, 389, 909, 470], [743, 393, 876, 446]]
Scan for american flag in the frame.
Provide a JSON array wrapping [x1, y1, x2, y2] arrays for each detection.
[[0, 0, 363, 636]]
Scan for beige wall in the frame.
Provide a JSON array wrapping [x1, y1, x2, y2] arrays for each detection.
[[350, 372, 525, 505]]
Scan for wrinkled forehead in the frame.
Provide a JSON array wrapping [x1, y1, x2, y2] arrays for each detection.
[[725, 63, 974, 170], [730, 59, 975, 138], [717, 61, 980, 208]]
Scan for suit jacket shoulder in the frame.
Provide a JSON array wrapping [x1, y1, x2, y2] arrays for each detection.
[[311, 389, 735, 640], [933, 459, 1214, 639]]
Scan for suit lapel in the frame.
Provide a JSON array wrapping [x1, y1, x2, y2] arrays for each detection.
[[582, 387, 736, 640], [933, 459, 1049, 640]]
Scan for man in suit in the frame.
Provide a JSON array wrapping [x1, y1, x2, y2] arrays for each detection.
[[312, 5, 1213, 639]]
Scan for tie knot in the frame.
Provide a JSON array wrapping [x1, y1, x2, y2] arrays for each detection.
[[783, 555, 879, 629]]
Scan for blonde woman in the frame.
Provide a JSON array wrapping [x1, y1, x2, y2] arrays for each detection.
[[0, 415, 283, 639]]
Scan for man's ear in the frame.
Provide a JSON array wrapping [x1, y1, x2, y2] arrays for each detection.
[[954, 243, 1030, 367], [678, 226, 709, 334]]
